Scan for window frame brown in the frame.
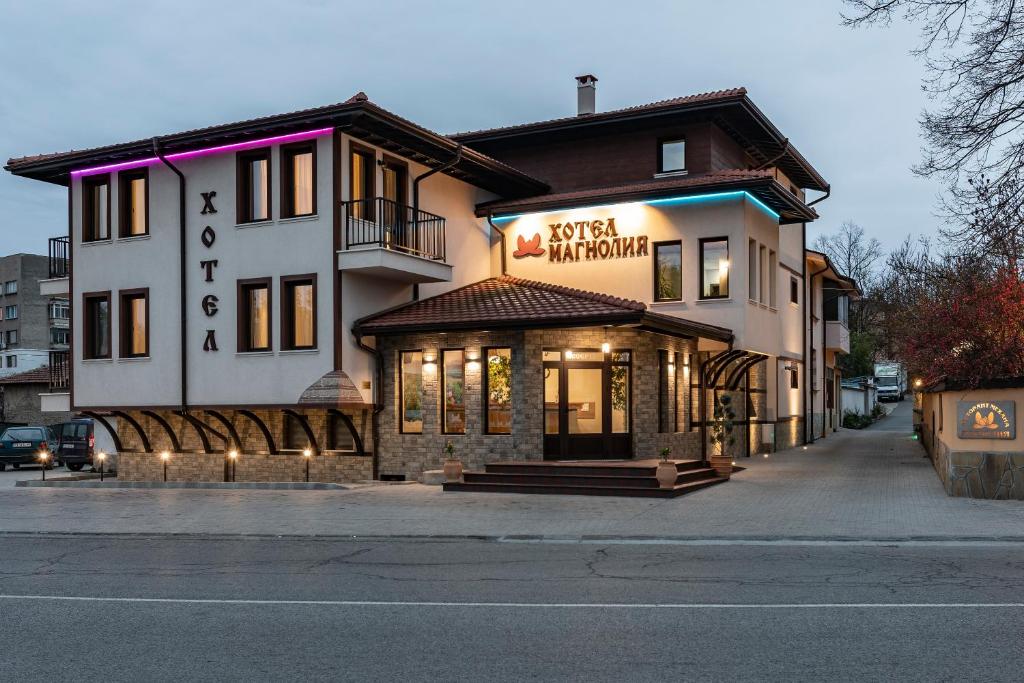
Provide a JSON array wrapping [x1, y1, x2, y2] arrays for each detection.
[[657, 136, 686, 174], [482, 347, 513, 435], [82, 290, 112, 360], [349, 143, 376, 220], [698, 236, 730, 300], [380, 155, 408, 206], [236, 148, 273, 224], [118, 287, 150, 358], [790, 276, 800, 304], [82, 174, 111, 242], [280, 273, 317, 351], [790, 365, 800, 389], [652, 240, 683, 302], [118, 168, 149, 238], [398, 349, 424, 435], [280, 141, 317, 218], [236, 277, 273, 353]]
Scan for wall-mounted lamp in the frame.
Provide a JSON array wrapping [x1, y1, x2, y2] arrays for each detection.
[[601, 342, 611, 354]]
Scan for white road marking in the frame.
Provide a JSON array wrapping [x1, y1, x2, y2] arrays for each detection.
[[0, 595, 1021, 609]]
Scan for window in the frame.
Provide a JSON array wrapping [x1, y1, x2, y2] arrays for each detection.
[[4, 281, 16, 295], [400, 351, 423, 434], [675, 352, 686, 432], [82, 174, 111, 241], [51, 329, 69, 346], [118, 168, 148, 237], [237, 149, 271, 223], [349, 145, 375, 220], [759, 245, 767, 304], [748, 239, 757, 301], [790, 276, 799, 304], [6, 355, 15, 368], [768, 250, 777, 308], [281, 142, 316, 218], [699, 238, 729, 299], [83, 292, 111, 359], [328, 413, 358, 451], [790, 365, 800, 389], [658, 138, 686, 173], [484, 348, 512, 434], [49, 300, 69, 319], [281, 275, 316, 350], [119, 289, 149, 358], [442, 349, 466, 434], [237, 279, 271, 352], [381, 157, 407, 206], [6, 329, 17, 345], [4, 305, 16, 320], [653, 241, 682, 301], [658, 350, 675, 433], [283, 413, 308, 451]]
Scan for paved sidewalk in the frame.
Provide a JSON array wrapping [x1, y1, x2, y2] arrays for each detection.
[[0, 402, 1021, 540]]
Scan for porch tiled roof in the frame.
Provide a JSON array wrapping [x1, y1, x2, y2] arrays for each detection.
[[353, 276, 732, 343], [0, 366, 50, 384]]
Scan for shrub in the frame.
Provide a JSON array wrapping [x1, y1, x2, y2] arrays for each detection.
[[843, 410, 874, 429]]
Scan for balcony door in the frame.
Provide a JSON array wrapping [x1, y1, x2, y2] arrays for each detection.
[[543, 349, 632, 460], [381, 158, 409, 251]]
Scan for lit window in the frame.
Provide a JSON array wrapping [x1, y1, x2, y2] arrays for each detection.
[[748, 239, 758, 301], [659, 138, 686, 173], [484, 348, 512, 435], [238, 279, 271, 352], [658, 350, 674, 433], [119, 289, 148, 358], [282, 143, 315, 218], [119, 169, 148, 237], [699, 238, 729, 299], [83, 292, 110, 359], [349, 147, 375, 221], [442, 349, 466, 434], [400, 351, 423, 434], [237, 150, 271, 223], [83, 175, 110, 241], [282, 276, 315, 350], [654, 241, 682, 301]]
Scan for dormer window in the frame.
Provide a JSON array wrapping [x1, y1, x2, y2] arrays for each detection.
[[658, 138, 686, 174]]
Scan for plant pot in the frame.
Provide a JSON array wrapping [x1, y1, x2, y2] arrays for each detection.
[[656, 461, 677, 489], [709, 455, 732, 479], [443, 458, 463, 483]]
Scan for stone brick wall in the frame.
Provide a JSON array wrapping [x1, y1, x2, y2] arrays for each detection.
[[775, 417, 804, 452], [376, 327, 700, 481]]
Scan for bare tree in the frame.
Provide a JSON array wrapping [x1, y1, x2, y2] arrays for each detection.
[[813, 220, 884, 290], [843, 1, 1024, 238]]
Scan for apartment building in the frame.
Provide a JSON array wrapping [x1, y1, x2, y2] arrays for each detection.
[[5, 76, 857, 483], [0, 253, 69, 376]]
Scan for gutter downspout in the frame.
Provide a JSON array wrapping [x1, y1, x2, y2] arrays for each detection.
[[486, 211, 508, 275], [355, 332, 384, 480], [807, 185, 831, 208], [411, 144, 463, 302], [807, 263, 829, 443], [153, 138, 188, 412]]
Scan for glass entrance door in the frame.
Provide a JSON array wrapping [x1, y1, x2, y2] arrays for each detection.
[[543, 349, 632, 460]]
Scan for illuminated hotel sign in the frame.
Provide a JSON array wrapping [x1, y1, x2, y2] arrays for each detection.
[[957, 401, 1015, 439], [513, 217, 649, 263]]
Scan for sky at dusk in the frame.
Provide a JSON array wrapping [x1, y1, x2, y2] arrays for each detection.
[[0, 0, 939, 256]]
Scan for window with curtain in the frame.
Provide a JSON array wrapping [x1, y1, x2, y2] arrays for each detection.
[[400, 351, 423, 434], [700, 238, 729, 299], [120, 289, 148, 357], [83, 293, 110, 359], [119, 169, 148, 237], [442, 349, 466, 434], [748, 239, 758, 301], [484, 348, 512, 434], [654, 241, 682, 301], [282, 143, 315, 217], [238, 280, 271, 352], [349, 147, 374, 220], [658, 350, 674, 433], [237, 150, 270, 223], [282, 275, 315, 350], [83, 175, 110, 241]]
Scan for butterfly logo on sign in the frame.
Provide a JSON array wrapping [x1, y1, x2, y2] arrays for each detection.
[[973, 411, 1000, 430], [512, 233, 545, 259]]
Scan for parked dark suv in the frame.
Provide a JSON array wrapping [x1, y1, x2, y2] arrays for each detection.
[[0, 426, 57, 471], [56, 419, 99, 472]]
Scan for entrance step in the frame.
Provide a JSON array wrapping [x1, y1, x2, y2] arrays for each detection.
[[444, 459, 728, 498]]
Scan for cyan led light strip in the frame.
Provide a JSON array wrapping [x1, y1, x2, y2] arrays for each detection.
[[491, 190, 781, 222]]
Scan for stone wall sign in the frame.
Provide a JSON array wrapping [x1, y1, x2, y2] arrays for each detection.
[[957, 400, 1015, 439]]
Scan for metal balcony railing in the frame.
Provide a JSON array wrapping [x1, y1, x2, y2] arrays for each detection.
[[48, 350, 69, 392], [48, 236, 70, 279], [342, 198, 446, 262]]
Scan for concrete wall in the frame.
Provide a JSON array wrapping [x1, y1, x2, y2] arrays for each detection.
[[0, 381, 72, 426]]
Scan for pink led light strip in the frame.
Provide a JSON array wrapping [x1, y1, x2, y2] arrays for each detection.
[[69, 127, 334, 177]]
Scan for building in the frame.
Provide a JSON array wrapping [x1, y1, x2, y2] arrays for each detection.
[[4, 77, 858, 483], [0, 365, 72, 427], [0, 253, 70, 376]]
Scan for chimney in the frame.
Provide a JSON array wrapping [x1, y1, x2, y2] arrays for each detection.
[[575, 74, 597, 116]]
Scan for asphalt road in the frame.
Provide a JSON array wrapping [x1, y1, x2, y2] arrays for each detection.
[[0, 534, 1021, 682]]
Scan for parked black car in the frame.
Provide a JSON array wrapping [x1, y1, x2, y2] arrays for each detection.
[[0, 426, 57, 471], [56, 419, 100, 472]]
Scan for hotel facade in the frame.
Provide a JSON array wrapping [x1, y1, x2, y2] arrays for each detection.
[[5, 77, 858, 484]]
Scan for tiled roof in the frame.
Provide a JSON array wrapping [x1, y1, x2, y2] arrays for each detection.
[[0, 366, 50, 384], [353, 276, 732, 342], [451, 88, 748, 139]]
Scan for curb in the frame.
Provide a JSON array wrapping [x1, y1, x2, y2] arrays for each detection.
[[15, 480, 349, 491]]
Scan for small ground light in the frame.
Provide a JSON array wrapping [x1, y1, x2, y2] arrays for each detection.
[[97, 451, 106, 482], [38, 451, 49, 481], [303, 448, 312, 482], [763, 453, 769, 458], [228, 450, 238, 482], [160, 451, 170, 482]]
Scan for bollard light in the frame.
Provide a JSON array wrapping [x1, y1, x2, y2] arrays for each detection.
[[303, 448, 312, 483], [97, 451, 107, 482], [38, 451, 49, 481], [160, 451, 169, 482]]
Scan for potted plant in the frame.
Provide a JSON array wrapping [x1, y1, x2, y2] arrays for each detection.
[[656, 446, 677, 489], [442, 440, 462, 483], [708, 394, 736, 479]]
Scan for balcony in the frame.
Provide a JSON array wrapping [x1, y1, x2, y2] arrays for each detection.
[[41, 236, 70, 296], [41, 349, 70, 412], [338, 198, 452, 283], [825, 320, 850, 354]]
